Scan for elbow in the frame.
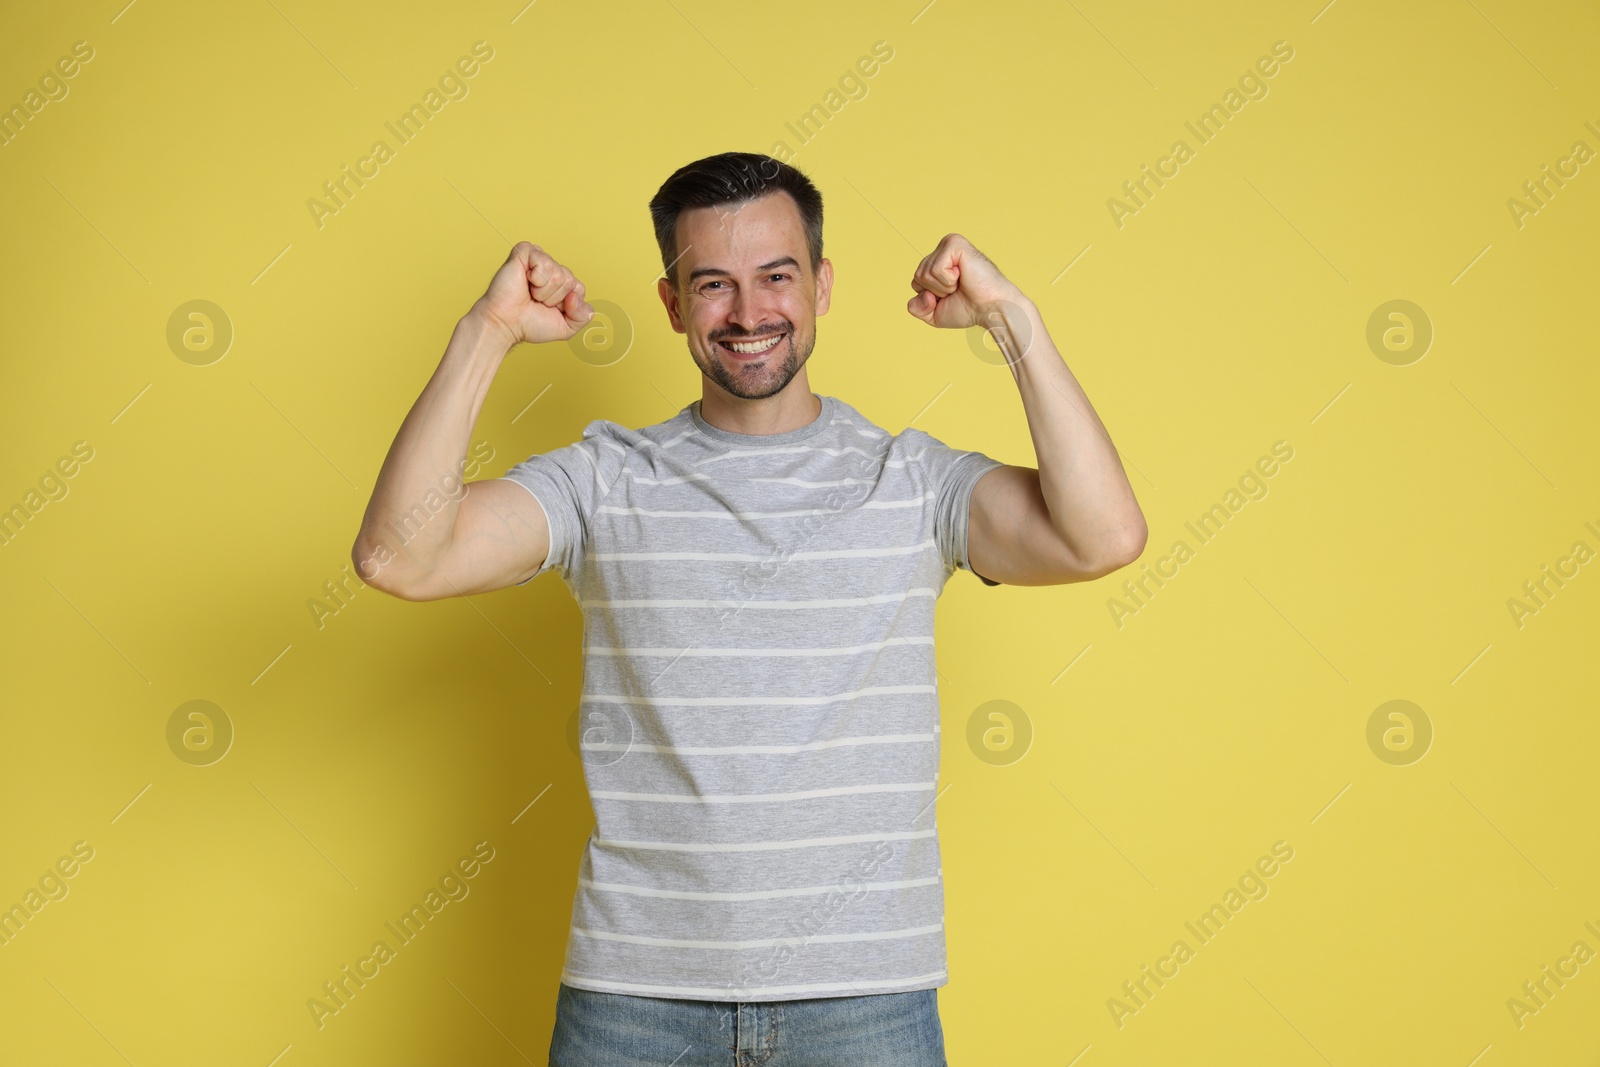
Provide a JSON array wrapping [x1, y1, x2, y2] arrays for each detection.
[[353, 547, 452, 602], [1085, 517, 1148, 579], [1118, 515, 1149, 566], [351, 531, 459, 602], [351, 535, 410, 600]]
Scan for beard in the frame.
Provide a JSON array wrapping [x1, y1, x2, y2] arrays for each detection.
[[694, 324, 814, 401]]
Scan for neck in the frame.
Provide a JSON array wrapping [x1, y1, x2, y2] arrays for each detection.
[[697, 377, 821, 436]]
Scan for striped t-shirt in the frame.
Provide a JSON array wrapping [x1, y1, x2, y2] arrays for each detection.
[[501, 391, 1005, 1002]]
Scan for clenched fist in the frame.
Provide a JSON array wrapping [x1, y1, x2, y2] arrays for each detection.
[[475, 242, 595, 347], [906, 233, 1026, 331]]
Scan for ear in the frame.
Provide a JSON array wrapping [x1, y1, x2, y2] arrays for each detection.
[[656, 276, 686, 334], [814, 257, 833, 317]]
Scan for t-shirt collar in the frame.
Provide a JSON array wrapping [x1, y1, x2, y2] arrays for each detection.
[[687, 393, 835, 447]]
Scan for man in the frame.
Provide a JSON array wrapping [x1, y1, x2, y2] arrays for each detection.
[[352, 151, 1146, 1065]]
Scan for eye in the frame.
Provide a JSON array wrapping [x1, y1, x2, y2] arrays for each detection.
[[768, 273, 790, 282], [701, 280, 727, 292]]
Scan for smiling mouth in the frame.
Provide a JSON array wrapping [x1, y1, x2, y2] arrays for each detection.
[[718, 332, 786, 358]]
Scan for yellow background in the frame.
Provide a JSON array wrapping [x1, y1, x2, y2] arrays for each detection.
[[2, 0, 1597, 1063]]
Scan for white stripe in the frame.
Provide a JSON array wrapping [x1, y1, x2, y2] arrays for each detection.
[[690, 443, 939, 467], [589, 782, 933, 804], [618, 447, 946, 487], [558, 970, 948, 999], [697, 444, 884, 464], [597, 829, 935, 853], [586, 636, 933, 658], [579, 875, 940, 901], [575, 440, 605, 490], [747, 475, 880, 487], [593, 540, 934, 563], [626, 470, 892, 489], [572, 922, 943, 950], [593, 494, 931, 519], [583, 684, 933, 708], [580, 589, 938, 610], [628, 470, 716, 486], [579, 732, 935, 755]]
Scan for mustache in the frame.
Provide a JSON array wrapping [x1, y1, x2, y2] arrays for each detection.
[[711, 325, 790, 343]]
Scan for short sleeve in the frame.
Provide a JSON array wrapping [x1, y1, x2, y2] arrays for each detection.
[[908, 428, 1007, 586], [498, 421, 627, 587]]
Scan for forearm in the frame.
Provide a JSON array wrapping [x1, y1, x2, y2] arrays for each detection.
[[352, 302, 513, 590], [988, 298, 1146, 566]]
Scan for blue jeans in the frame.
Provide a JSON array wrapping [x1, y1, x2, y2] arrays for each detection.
[[548, 982, 949, 1066]]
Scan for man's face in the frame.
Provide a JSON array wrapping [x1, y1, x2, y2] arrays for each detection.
[[657, 190, 832, 401]]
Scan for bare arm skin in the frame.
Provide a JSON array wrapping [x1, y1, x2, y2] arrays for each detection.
[[907, 233, 1148, 586], [351, 242, 593, 602]]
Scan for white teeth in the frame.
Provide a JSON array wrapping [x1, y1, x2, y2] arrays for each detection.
[[726, 335, 782, 354]]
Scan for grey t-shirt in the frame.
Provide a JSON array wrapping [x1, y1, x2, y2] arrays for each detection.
[[501, 392, 1005, 1001]]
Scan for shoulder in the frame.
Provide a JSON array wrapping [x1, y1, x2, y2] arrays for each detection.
[[817, 397, 978, 483], [824, 396, 894, 450], [889, 424, 961, 470], [502, 415, 651, 497], [889, 424, 1007, 499], [573, 408, 689, 461]]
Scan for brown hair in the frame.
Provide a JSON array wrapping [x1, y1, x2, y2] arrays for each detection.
[[648, 151, 823, 288]]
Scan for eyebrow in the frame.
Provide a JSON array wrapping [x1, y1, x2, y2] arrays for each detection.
[[686, 256, 800, 284]]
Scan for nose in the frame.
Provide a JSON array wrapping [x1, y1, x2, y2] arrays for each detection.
[[727, 289, 775, 335]]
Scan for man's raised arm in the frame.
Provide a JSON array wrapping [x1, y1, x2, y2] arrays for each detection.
[[906, 233, 1147, 586], [350, 242, 593, 602]]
